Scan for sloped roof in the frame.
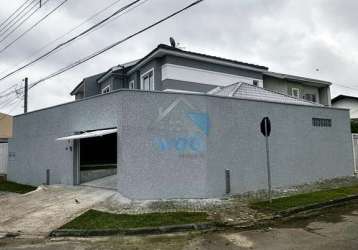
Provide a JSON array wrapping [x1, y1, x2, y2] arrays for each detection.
[[331, 95, 358, 104], [128, 44, 268, 74], [264, 71, 331, 87], [70, 72, 105, 96], [208, 82, 322, 106], [97, 59, 141, 84]]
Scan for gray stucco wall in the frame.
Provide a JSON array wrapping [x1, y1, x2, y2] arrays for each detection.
[[8, 93, 120, 186], [8, 90, 353, 199], [161, 79, 217, 93], [118, 91, 353, 199]]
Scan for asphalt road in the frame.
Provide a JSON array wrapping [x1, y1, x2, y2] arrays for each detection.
[[1, 203, 358, 250]]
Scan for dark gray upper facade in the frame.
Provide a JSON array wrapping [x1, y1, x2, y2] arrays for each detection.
[[71, 44, 332, 106]]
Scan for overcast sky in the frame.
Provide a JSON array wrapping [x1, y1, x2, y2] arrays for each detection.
[[0, 0, 357, 114]]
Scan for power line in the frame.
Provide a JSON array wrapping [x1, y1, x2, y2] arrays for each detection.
[[0, 0, 50, 44], [0, 0, 39, 38], [0, 0, 124, 76], [0, 0, 69, 55], [0, 0, 142, 100], [18, 0, 151, 63], [0, 0, 33, 29], [0, 0, 37, 34], [0, 0, 203, 102], [0, 84, 21, 98], [0, 98, 22, 116], [0, 95, 18, 109], [29, 0, 204, 89], [0, 0, 142, 81]]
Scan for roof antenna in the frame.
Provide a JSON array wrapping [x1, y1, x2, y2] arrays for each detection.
[[170, 37, 176, 48]]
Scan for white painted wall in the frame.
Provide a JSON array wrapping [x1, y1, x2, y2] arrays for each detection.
[[161, 64, 263, 87], [332, 99, 358, 119]]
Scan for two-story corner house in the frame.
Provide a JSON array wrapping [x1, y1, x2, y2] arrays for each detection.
[[70, 43, 332, 106]]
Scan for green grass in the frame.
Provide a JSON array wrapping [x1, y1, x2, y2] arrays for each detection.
[[251, 185, 358, 212], [0, 181, 36, 194], [61, 210, 210, 230]]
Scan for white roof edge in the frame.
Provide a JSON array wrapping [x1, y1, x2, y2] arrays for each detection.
[[264, 71, 331, 86], [56, 128, 117, 141]]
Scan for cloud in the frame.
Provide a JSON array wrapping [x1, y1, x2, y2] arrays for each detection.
[[0, 0, 357, 114]]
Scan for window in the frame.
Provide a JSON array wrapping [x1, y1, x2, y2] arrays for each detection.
[[101, 85, 111, 94], [141, 69, 154, 91], [312, 118, 332, 127], [304, 94, 317, 103], [253, 80, 259, 87], [291, 88, 300, 98], [129, 80, 135, 89]]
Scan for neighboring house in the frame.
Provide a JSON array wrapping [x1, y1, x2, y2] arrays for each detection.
[[0, 113, 12, 181], [70, 44, 332, 106], [209, 82, 322, 106], [331, 95, 358, 120]]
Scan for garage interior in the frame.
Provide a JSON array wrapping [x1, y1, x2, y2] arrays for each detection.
[[79, 132, 117, 189]]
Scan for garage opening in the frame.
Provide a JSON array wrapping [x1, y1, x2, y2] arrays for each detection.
[[79, 132, 117, 185], [57, 128, 117, 189]]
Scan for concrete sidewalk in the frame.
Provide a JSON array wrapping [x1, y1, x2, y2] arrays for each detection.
[[0, 185, 116, 236], [81, 174, 117, 190]]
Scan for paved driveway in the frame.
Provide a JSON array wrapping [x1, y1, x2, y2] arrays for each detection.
[[0, 185, 116, 236]]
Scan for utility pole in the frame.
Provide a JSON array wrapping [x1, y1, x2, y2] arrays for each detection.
[[39, 0, 42, 8], [23, 77, 28, 113]]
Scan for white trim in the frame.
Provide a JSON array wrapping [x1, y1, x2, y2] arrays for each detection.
[[128, 49, 267, 74], [163, 89, 202, 94], [161, 63, 263, 87], [101, 85, 111, 94], [57, 128, 117, 141], [140, 68, 155, 90], [291, 88, 300, 98], [129, 80, 135, 89]]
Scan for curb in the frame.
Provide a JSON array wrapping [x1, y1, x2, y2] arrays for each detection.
[[273, 194, 358, 218], [49, 222, 215, 237]]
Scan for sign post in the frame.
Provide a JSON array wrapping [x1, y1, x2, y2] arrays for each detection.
[[260, 117, 272, 203]]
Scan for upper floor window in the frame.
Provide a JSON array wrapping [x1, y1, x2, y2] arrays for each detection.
[[101, 85, 111, 94], [253, 80, 259, 87], [129, 80, 135, 89], [303, 93, 317, 103], [141, 69, 154, 91], [291, 88, 300, 98]]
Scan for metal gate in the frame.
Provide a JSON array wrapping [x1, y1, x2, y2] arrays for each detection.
[[0, 142, 8, 175]]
